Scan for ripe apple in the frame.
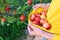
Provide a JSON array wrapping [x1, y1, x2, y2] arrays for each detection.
[[30, 14, 36, 21], [40, 18, 47, 24], [28, 0, 32, 5], [33, 21, 40, 26], [1, 18, 6, 22], [20, 15, 26, 21], [35, 17, 40, 22], [5, 6, 10, 12], [41, 11, 47, 15], [43, 23, 51, 30]]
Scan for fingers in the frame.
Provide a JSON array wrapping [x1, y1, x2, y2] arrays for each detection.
[[28, 25, 33, 32], [27, 23, 36, 35], [33, 4, 41, 9], [28, 25, 34, 35], [28, 23, 36, 30], [33, 4, 46, 10], [33, 3, 50, 10], [45, 3, 50, 9]]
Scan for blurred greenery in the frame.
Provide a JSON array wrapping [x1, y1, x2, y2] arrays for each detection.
[[0, 0, 51, 40]]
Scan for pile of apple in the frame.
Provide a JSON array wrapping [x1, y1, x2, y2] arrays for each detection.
[[30, 9, 51, 30]]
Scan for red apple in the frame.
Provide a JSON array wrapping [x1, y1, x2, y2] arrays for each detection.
[[40, 18, 47, 24], [28, 0, 32, 5], [43, 23, 51, 30], [5, 5, 10, 12], [35, 17, 40, 22], [33, 21, 40, 26], [30, 14, 36, 21], [1, 18, 6, 22], [20, 15, 26, 21], [41, 11, 47, 15]]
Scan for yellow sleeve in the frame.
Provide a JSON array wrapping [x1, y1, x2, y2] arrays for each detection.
[[45, 0, 60, 34], [52, 34, 60, 40]]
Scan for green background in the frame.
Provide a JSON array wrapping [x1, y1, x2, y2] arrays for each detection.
[[0, 0, 51, 40]]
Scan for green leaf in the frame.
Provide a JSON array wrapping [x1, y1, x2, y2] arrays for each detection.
[[21, 5, 29, 11], [0, 36, 4, 40], [0, 0, 4, 6], [1, 21, 5, 25], [0, 7, 5, 13], [14, 1, 19, 7], [18, 5, 29, 14], [6, 0, 14, 3], [7, 16, 16, 23], [44, 0, 48, 3], [17, 6, 21, 11]]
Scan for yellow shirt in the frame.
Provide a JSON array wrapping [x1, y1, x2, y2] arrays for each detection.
[[47, 0, 60, 40], [28, 0, 60, 40]]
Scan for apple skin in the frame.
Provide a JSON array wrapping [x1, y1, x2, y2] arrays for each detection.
[[35, 17, 40, 22], [33, 21, 40, 26], [1, 18, 6, 22], [40, 18, 47, 24], [30, 14, 36, 21], [43, 23, 51, 30], [28, 0, 32, 5], [5, 6, 10, 12], [41, 11, 47, 15], [20, 15, 26, 21]]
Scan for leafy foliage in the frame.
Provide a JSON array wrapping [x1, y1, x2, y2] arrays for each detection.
[[0, 0, 51, 40]]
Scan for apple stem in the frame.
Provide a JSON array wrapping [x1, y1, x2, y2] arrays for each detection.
[[22, 21, 28, 25]]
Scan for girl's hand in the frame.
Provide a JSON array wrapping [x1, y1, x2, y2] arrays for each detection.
[[28, 23, 42, 36], [33, 3, 50, 10], [28, 22, 54, 40], [28, 3, 54, 40]]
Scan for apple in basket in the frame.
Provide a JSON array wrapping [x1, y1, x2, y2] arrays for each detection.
[[30, 8, 51, 30]]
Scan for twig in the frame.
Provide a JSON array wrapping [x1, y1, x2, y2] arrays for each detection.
[[22, 21, 28, 25]]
